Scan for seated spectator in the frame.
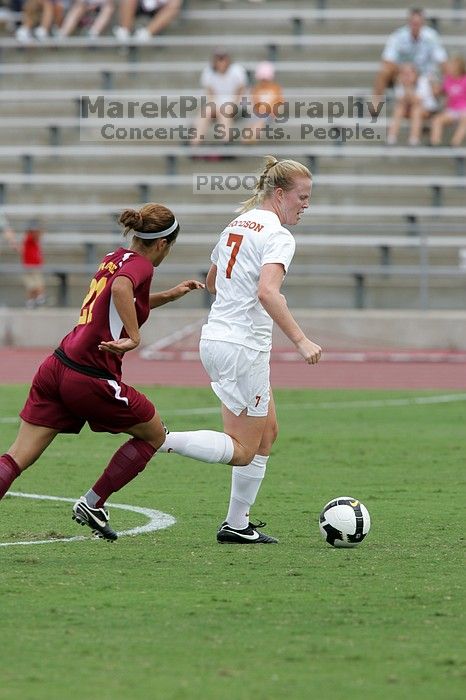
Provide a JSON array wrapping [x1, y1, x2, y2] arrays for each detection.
[[243, 60, 284, 142], [387, 63, 438, 146], [15, 0, 64, 41], [191, 49, 247, 146], [373, 7, 447, 98], [0, 212, 17, 254], [0, 1, 23, 31], [59, 0, 114, 37], [430, 55, 466, 147], [113, 0, 181, 43]]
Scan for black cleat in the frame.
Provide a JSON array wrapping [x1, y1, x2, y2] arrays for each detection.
[[72, 497, 118, 542], [217, 520, 278, 544]]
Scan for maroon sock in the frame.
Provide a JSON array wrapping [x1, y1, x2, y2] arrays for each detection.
[[0, 453, 22, 499], [91, 438, 156, 507]]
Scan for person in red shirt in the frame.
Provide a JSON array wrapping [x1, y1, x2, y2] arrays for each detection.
[[0, 203, 204, 540], [22, 224, 46, 309]]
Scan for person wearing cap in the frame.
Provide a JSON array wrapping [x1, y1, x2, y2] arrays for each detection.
[[244, 60, 284, 142], [192, 49, 248, 145], [0, 203, 205, 541]]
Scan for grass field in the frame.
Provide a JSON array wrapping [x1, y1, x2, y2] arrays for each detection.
[[0, 384, 465, 700]]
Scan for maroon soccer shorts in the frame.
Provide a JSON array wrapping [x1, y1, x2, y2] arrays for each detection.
[[20, 354, 155, 434]]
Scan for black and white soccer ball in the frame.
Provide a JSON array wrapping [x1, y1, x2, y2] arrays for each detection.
[[319, 497, 371, 548]]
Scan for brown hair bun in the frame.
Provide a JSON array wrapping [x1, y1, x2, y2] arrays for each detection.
[[119, 208, 144, 231]]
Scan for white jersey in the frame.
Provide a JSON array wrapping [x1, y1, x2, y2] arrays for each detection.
[[201, 208, 296, 352]]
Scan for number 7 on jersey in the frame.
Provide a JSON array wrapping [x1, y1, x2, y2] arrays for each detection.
[[226, 233, 244, 279]]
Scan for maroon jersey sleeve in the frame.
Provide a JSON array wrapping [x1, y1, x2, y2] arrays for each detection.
[[61, 248, 153, 380]]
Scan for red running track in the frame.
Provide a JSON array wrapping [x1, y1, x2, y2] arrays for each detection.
[[0, 347, 465, 389]]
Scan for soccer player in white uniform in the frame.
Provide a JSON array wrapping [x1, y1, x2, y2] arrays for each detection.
[[160, 156, 322, 543]]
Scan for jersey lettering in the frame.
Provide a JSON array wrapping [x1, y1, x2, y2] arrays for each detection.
[[255, 395, 261, 407], [78, 277, 107, 325], [226, 233, 244, 279]]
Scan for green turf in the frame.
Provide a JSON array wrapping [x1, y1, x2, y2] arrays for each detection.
[[0, 385, 465, 700]]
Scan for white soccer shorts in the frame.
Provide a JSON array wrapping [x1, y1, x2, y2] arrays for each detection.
[[199, 339, 270, 417]]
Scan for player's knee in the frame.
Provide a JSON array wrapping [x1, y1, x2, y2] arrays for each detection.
[[138, 423, 166, 451], [151, 427, 166, 451], [230, 446, 256, 466], [269, 421, 279, 444], [258, 421, 278, 453]]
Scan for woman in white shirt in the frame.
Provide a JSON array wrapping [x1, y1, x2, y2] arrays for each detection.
[[160, 157, 322, 543], [192, 49, 247, 145]]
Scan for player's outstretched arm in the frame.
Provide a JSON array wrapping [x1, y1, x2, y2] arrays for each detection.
[[258, 263, 322, 365], [149, 280, 205, 309]]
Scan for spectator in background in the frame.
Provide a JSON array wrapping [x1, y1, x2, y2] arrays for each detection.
[[0, 212, 17, 253], [59, 0, 114, 37], [430, 55, 466, 147], [192, 49, 247, 146], [15, 0, 66, 41], [387, 63, 438, 146], [243, 60, 284, 142], [113, 0, 181, 43], [21, 221, 46, 309], [373, 7, 447, 98]]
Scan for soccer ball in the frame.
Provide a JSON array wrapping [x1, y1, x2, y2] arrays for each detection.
[[319, 497, 371, 548]]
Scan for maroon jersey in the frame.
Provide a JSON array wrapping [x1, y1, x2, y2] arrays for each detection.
[[61, 248, 153, 380]]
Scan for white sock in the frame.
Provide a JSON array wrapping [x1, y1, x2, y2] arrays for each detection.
[[159, 430, 234, 464], [226, 454, 268, 530], [84, 489, 100, 507]]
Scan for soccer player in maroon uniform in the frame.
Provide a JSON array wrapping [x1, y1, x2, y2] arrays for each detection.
[[0, 203, 204, 541]]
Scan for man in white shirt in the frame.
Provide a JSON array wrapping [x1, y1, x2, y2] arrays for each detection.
[[373, 8, 448, 97]]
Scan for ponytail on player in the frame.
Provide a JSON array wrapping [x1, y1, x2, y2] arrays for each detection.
[[237, 156, 312, 214], [120, 203, 180, 247]]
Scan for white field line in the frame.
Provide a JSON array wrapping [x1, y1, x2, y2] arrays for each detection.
[[140, 319, 206, 360], [1, 393, 466, 425], [0, 492, 176, 547], [157, 392, 466, 415]]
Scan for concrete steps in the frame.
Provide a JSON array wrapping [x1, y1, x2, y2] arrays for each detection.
[[1, 2, 464, 309]]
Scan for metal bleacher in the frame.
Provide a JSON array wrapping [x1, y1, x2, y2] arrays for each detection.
[[0, 0, 466, 310]]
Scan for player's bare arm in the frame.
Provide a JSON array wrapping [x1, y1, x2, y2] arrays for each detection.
[[205, 264, 217, 295], [149, 280, 205, 309], [98, 276, 140, 355], [258, 263, 322, 365]]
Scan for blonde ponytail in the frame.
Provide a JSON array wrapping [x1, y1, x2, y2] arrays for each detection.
[[237, 155, 311, 214]]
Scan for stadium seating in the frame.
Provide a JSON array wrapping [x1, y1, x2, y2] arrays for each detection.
[[1, 0, 465, 309]]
